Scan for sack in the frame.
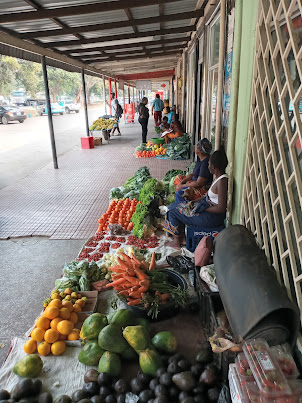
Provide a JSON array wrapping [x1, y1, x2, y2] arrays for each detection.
[[195, 236, 212, 267], [116, 104, 123, 118], [199, 264, 218, 292]]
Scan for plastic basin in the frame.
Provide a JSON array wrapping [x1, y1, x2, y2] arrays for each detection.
[[151, 137, 165, 144]]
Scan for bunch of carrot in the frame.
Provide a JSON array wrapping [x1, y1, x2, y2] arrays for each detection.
[[106, 251, 156, 305]]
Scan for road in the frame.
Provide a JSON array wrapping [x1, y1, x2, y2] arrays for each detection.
[[0, 105, 105, 189]]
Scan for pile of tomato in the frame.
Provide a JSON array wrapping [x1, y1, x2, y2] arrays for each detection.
[[126, 235, 159, 249], [136, 150, 156, 158], [97, 198, 140, 232]]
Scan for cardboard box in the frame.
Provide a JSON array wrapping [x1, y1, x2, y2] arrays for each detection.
[[94, 137, 102, 146], [80, 290, 98, 313]]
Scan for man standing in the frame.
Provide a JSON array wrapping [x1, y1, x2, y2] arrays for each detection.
[[106, 92, 121, 135], [152, 93, 164, 127]]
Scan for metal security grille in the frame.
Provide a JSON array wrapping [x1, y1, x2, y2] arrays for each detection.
[[241, 0, 302, 319]]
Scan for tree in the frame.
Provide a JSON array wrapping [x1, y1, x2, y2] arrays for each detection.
[[17, 60, 43, 97], [0, 56, 20, 97]]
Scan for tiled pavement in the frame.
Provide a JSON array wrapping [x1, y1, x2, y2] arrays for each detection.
[[0, 121, 189, 240]]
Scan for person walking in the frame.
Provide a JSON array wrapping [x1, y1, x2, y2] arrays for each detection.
[[138, 97, 149, 144], [151, 93, 164, 127], [106, 92, 122, 135]]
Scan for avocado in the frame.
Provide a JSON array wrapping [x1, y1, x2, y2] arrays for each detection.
[[193, 385, 205, 394], [149, 378, 160, 391], [139, 390, 154, 403], [114, 380, 128, 394], [32, 380, 42, 396], [207, 387, 220, 401], [179, 391, 190, 400], [104, 396, 115, 403], [99, 387, 111, 399], [11, 379, 34, 400], [168, 385, 179, 399], [193, 395, 208, 403], [172, 372, 195, 391], [0, 391, 10, 401], [167, 361, 179, 375], [38, 393, 53, 403], [54, 396, 71, 403], [90, 396, 103, 403], [97, 373, 112, 387], [168, 353, 183, 364], [154, 385, 168, 397], [181, 398, 195, 403], [155, 368, 166, 378], [178, 359, 190, 371], [195, 349, 212, 364], [137, 372, 152, 386], [199, 366, 219, 386], [18, 398, 38, 403], [72, 390, 90, 403], [159, 373, 172, 386], [130, 378, 145, 394], [116, 394, 125, 403], [190, 363, 205, 378], [82, 383, 99, 397], [84, 370, 99, 384], [77, 400, 92, 403], [153, 397, 169, 403]]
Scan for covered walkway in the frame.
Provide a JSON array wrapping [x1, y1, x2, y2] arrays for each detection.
[[0, 121, 188, 240]]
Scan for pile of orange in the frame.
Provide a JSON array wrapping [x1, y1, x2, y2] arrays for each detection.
[[155, 146, 167, 155], [24, 296, 82, 357]]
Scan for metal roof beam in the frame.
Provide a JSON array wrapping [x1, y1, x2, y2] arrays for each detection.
[[87, 50, 181, 64], [39, 26, 194, 49], [66, 37, 189, 55], [0, 0, 186, 23], [20, 10, 201, 40]]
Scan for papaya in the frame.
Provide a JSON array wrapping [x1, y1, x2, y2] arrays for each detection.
[[13, 354, 43, 378], [139, 348, 162, 376], [123, 325, 150, 353], [106, 312, 115, 323], [135, 318, 151, 334], [80, 313, 108, 340], [78, 340, 105, 366], [108, 309, 134, 328], [98, 324, 128, 354], [121, 345, 137, 360], [98, 351, 121, 377], [152, 331, 177, 353]]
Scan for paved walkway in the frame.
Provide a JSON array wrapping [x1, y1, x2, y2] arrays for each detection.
[[0, 120, 189, 240]]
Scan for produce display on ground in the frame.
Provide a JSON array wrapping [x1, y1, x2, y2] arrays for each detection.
[[90, 118, 116, 131], [2, 162, 300, 403], [135, 135, 191, 160]]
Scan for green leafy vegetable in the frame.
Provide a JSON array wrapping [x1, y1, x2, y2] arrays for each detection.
[[123, 166, 151, 191], [162, 169, 185, 182]]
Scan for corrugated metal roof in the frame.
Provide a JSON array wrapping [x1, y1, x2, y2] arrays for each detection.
[[137, 23, 160, 33], [59, 9, 128, 27], [105, 46, 143, 54], [38, 35, 79, 43], [70, 50, 102, 56], [2, 19, 59, 32], [38, 0, 113, 8], [164, 0, 198, 15], [83, 26, 135, 39], [163, 19, 192, 29], [0, 1, 33, 14], [154, 32, 190, 40], [130, 5, 159, 19]]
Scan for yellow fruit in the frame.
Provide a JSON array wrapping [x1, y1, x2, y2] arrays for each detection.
[[51, 341, 66, 356], [44, 306, 60, 320], [69, 312, 78, 325], [48, 299, 62, 309], [65, 295, 71, 301], [59, 307, 71, 320], [35, 316, 50, 330], [50, 317, 62, 331], [60, 292, 66, 298], [64, 288, 73, 295], [24, 339, 37, 354], [72, 304, 81, 313], [51, 293, 60, 300], [58, 334, 67, 341], [71, 292, 78, 299], [31, 328, 45, 342], [75, 299, 85, 308], [38, 341, 51, 356], [68, 329, 80, 341], [77, 294, 83, 299], [57, 320, 73, 335], [82, 297, 88, 302], [62, 301, 73, 312], [44, 329, 60, 344]]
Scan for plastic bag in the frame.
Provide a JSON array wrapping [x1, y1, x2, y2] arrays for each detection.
[[79, 276, 91, 291], [55, 276, 78, 291], [200, 264, 218, 292], [209, 332, 242, 353], [63, 260, 88, 277]]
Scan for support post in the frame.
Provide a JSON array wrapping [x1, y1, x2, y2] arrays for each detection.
[[123, 87, 125, 122], [132, 85, 134, 106], [108, 77, 112, 114], [103, 74, 107, 115], [114, 78, 117, 98], [128, 85, 130, 104], [81, 69, 90, 137], [41, 56, 58, 169], [214, 0, 226, 150]]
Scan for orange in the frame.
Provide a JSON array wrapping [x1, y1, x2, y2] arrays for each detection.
[[44, 306, 59, 320], [51, 341, 66, 356], [31, 327, 45, 342], [35, 316, 50, 330], [72, 304, 81, 313], [59, 307, 71, 320], [69, 312, 78, 325], [75, 299, 85, 308], [24, 339, 37, 354], [48, 299, 62, 309], [58, 334, 67, 341], [44, 329, 60, 343], [57, 320, 73, 335], [67, 329, 80, 341], [62, 300, 73, 312], [50, 317, 62, 331], [38, 341, 51, 356]]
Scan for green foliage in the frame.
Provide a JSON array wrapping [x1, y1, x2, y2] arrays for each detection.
[[0, 56, 20, 96], [123, 166, 151, 191]]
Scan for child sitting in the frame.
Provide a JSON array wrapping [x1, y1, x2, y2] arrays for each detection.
[[160, 116, 170, 132]]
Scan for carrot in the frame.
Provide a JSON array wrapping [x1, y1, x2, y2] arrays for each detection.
[[108, 265, 125, 272], [127, 268, 135, 276], [129, 286, 140, 293], [160, 293, 170, 301], [138, 286, 148, 293], [141, 261, 149, 271], [149, 252, 156, 270], [109, 267, 124, 273], [135, 267, 149, 281], [130, 253, 142, 266], [129, 291, 142, 298], [123, 275, 140, 285], [139, 279, 149, 288], [118, 290, 130, 296], [127, 299, 141, 306], [106, 278, 126, 288], [117, 257, 131, 271], [119, 252, 133, 265]]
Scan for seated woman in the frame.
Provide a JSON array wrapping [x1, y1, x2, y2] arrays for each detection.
[[160, 116, 170, 132], [164, 114, 184, 143], [166, 106, 175, 125], [164, 147, 228, 249], [174, 138, 212, 203]]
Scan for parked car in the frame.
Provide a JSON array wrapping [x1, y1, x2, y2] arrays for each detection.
[[0, 105, 27, 124], [60, 100, 80, 114], [38, 103, 64, 115]]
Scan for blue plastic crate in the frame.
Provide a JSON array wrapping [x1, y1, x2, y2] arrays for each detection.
[[186, 225, 225, 252]]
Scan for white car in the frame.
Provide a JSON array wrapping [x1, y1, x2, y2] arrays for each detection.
[[60, 100, 80, 114]]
